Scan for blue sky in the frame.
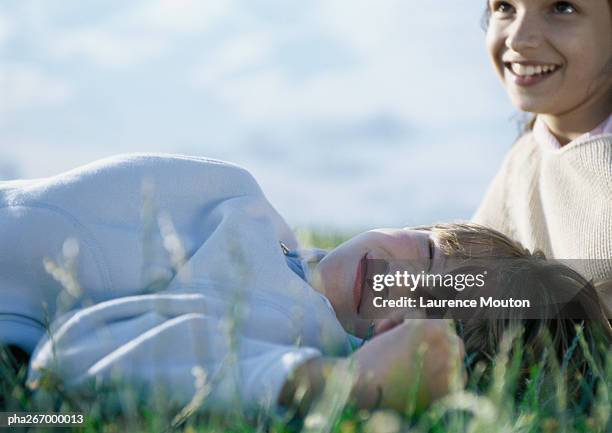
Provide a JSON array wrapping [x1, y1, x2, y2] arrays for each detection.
[[0, 0, 519, 230]]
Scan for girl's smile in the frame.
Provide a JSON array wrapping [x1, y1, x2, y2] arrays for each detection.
[[504, 60, 561, 87]]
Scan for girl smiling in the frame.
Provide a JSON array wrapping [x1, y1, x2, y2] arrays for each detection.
[[474, 0, 612, 281]]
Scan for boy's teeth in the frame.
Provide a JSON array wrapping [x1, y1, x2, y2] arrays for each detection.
[[510, 63, 558, 76]]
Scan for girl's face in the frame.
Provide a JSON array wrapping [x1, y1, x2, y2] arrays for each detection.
[[486, 0, 612, 118], [311, 228, 438, 337]]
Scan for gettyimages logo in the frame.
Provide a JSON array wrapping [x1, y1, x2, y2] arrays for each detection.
[[372, 269, 487, 292]]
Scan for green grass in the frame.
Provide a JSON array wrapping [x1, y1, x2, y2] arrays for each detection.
[[1, 231, 610, 433]]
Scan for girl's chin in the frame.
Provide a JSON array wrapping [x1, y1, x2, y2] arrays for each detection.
[[508, 96, 556, 115]]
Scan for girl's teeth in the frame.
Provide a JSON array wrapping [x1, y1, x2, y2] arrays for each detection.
[[510, 63, 558, 76]]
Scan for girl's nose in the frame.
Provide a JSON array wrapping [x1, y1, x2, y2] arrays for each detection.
[[505, 14, 541, 51]]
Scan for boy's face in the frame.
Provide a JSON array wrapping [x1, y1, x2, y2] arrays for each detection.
[[311, 228, 439, 337], [486, 0, 612, 118]]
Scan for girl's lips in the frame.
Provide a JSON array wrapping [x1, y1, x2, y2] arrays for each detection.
[[504, 63, 561, 87], [353, 253, 367, 313]]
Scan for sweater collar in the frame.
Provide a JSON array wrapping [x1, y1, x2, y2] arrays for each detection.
[[533, 114, 612, 151]]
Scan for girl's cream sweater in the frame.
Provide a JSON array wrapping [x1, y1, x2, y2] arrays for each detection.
[[473, 132, 612, 282]]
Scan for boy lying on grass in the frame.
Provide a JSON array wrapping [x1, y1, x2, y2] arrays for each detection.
[[0, 154, 609, 418], [292, 223, 611, 414]]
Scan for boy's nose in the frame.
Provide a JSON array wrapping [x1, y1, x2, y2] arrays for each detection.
[[506, 13, 542, 51]]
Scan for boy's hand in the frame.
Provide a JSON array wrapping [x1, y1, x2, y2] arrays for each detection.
[[372, 310, 414, 336], [350, 319, 464, 413], [278, 320, 464, 415]]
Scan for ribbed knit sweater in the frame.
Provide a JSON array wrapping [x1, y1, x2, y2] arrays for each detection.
[[473, 132, 612, 282]]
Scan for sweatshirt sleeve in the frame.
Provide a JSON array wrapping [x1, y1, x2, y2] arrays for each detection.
[[26, 293, 322, 415], [0, 204, 111, 353]]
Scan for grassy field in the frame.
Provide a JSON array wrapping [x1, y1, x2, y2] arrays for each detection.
[[1, 231, 610, 433]]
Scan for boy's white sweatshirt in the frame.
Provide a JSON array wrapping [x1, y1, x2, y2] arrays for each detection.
[[0, 154, 350, 414]]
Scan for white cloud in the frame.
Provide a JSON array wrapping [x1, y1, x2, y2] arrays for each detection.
[[0, 12, 14, 48], [315, 0, 414, 56], [52, 28, 168, 67], [135, 0, 232, 33], [48, 0, 234, 68], [191, 30, 274, 86], [0, 63, 72, 113]]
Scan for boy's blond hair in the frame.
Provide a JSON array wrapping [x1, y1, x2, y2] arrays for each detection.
[[413, 222, 611, 403]]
